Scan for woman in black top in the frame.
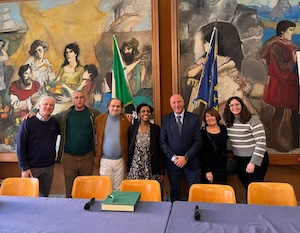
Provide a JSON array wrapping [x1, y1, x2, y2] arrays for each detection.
[[127, 103, 164, 181], [201, 108, 227, 184]]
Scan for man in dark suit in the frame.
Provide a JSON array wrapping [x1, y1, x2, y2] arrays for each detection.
[[160, 94, 202, 201]]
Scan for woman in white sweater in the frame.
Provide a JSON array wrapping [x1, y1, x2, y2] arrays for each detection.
[[223, 96, 269, 188]]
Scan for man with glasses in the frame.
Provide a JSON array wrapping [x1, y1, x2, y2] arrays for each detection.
[[94, 98, 131, 191]]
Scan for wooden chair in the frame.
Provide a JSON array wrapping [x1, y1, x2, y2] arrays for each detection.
[[119, 179, 161, 202], [188, 184, 236, 204], [71, 176, 112, 200], [0, 177, 39, 197], [247, 182, 297, 206]]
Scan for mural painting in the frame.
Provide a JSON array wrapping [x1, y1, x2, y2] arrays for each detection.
[[179, 0, 300, 154], [0, 0, 154, 152]]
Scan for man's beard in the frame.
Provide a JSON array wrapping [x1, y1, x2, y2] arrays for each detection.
[[21, 79, 31, 87], [122, 52, 135, 64]]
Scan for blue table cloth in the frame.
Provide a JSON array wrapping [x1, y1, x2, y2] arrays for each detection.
[[166, 201, 300, 233], [0, 196, 172, 233]]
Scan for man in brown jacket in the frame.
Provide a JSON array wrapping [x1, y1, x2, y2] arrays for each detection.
[[94, 98, 131, 190]]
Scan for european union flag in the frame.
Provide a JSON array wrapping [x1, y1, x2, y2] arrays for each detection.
[[194, 27, 218, 111]]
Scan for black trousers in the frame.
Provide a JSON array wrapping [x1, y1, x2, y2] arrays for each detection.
[[235, 151, 269, 189], [167, 167, 201, 202]]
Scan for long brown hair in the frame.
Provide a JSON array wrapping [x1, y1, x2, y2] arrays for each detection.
[[223, 96, 251, 127]]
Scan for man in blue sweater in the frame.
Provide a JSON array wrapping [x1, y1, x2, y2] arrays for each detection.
[[17, 96, 60, 197]]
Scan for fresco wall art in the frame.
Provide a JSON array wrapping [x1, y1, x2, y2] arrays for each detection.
[[0, 0, 159, 153], [178, 0, 300, 154]]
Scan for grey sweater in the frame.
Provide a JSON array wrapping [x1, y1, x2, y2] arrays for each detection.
[[226, 115, 266, 166]]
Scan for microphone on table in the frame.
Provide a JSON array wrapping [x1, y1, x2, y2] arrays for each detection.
[[84, 197, 95, 210], [194, 205, 201, 220]]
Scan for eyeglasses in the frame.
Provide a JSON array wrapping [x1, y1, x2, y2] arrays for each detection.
[[228, 103, 241, 108]]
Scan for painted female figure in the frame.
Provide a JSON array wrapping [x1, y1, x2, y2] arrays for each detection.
[[25, 40, 55, 86], [56, 43, 84, 104], [51, 43, 84, 113]]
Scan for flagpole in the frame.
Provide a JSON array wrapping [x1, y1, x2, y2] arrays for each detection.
[[207, 27, 218, 108], [192, 27, 217, 112], [113, 35, 135, 106]]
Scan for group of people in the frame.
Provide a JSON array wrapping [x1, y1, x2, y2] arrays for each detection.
[[202, 97, 269, 189], [161, 94, 269, 201], [12, 19, 298, 200], [17, 90, 162, 197], [17, 89, 269, 201]]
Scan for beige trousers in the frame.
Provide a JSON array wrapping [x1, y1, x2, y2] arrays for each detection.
[[99, 157, 125, 191]]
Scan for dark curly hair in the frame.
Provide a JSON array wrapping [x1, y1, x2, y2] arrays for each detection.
[[136, 103, 154, 114], [223, 96, 251, 127]]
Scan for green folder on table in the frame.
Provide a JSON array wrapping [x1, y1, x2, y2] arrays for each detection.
[[101, 191, 141, 212]]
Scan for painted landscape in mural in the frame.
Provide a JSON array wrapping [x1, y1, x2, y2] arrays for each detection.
[[179, 0, 300, 154], [0, 0, 153, 152]]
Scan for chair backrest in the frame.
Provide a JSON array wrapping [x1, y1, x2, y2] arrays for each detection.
[[71, 176, 112, 200], [0, 177, 39, 197], [119, 179, 161, 202], [247, 182, 297, 206], [188, 184, 236, 204]]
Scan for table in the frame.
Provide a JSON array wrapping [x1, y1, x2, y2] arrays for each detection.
[[166, 201, 300, 233], [0, 196, 172, 233]]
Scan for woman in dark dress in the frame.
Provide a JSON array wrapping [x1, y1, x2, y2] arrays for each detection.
[[201, 108, 227, 184]]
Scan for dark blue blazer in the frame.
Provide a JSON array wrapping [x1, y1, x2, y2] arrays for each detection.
[[160, 111, 202, 172]]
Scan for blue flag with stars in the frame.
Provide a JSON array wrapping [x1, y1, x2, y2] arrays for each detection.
[[195, 27, 218, 111]]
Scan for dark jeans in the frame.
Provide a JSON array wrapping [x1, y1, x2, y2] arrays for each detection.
[[31, 165, 54, 197], [167, 167, 201, 202], [235, 151, 269, 189]]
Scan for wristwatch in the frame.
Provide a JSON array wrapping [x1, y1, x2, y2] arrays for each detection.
[[185, 155, 189, 162]]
